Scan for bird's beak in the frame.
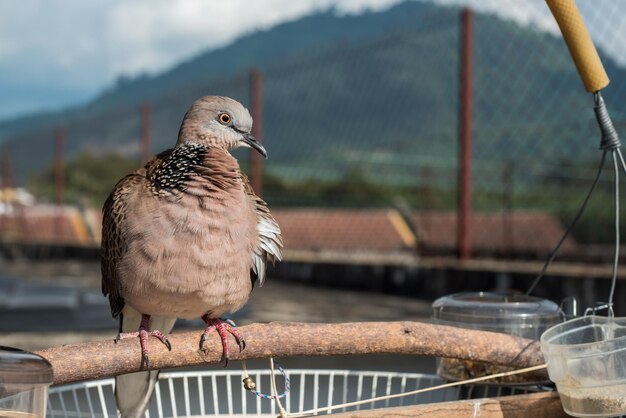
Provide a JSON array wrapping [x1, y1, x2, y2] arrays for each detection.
[[243, 133, 267, 158]]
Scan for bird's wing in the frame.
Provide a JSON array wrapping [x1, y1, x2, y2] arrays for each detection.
[[101, 150, 173, 319], [101, 173, 140, 318], [241, 173, 283, 287]]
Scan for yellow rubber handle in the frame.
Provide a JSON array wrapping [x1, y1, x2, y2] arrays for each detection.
[[546, 0, 609, 92]]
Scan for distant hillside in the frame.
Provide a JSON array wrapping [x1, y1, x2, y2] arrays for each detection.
[[1, 0, 625, 187]]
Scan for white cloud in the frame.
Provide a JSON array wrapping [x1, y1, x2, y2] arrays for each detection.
[[102, 0, 407, 76], [0, 0, 409, 119], [0, 0, 623, 120]]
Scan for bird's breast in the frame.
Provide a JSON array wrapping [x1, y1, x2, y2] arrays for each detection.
[[118, 184, 256, 318]]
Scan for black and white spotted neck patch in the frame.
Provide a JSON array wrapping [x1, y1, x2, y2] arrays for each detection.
[[149, 144, 208, 194]]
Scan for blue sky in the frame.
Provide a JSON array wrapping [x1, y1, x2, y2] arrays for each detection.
[[0, 0, 621, 122]]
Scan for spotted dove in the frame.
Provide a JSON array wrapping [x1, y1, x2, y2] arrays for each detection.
[[101, 96, 282, 418]]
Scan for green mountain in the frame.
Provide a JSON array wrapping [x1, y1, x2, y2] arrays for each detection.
[[1, 1, 625, 191]]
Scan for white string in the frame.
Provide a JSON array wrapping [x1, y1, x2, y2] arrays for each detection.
[[242, 359, 249, 377], [246, 358, 547, 417], [243, 358, 546, 416], [286, 363, 548, 417], [270, 357, 288, 417]]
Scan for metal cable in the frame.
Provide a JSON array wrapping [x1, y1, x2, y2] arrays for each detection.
[[607, 148, 626, 315], [595, 92, 621, 150], [617, 147, 626, 177], [526, 150, 607, 295]]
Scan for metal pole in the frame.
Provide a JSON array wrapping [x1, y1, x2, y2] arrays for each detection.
[[422, 165, 434, 244], [2, 144, 26, 241], [502, 160, 514, 258], [0, 144, 9, 237], [140, 103, 152, 165], [458, 7, 474, 260], [55, 126, 65, 240], [249, 68, 263, 197], [55, 126, 65, 207], [2, 144, 11, 189]]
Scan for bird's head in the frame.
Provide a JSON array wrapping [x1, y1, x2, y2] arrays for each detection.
[[176, 96, 266, 157]]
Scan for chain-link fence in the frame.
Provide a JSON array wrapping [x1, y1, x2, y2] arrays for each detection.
[[0, 0, 624, 265]]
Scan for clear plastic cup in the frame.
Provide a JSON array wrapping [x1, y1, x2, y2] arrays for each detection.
[[432, 292, 563, 384], [0, 347, 53, 418], [541, 316, 626, 417]]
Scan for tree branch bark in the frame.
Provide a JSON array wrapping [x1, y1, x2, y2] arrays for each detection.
[[36, 321, 545, 386], [327, 392, 567, 418]]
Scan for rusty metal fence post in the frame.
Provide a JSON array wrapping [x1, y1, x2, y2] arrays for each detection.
[[54, 126, 65, 240], [2, 144, 11, 191], [54, 127, 65, 207], [458, 7, 474, 260], [502, 160, 514, 258], [140, 103, 152, 166], [0, 144, 9, 239], [249, 68, 263, 197]]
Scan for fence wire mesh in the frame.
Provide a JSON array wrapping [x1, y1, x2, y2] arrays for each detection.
[[1, 0, 625, 267]]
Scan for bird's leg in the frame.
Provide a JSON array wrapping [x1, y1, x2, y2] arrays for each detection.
[[116, 314, 172, 368], [199, 315, 246, 366]]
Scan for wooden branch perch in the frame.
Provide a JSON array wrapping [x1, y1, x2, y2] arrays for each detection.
[[328, 392, 568, 418], [37, 321, 545, 386]]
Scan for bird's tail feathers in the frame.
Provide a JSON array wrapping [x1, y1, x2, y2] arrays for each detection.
[[115, 306, 176, 418]]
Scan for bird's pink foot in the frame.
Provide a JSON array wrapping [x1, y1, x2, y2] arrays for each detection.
[[115, 314, 171, 369], [199, 316, 246, 366]]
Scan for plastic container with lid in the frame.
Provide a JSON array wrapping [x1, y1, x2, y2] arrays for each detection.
[[541, 315, 626, 417], [0, 346, 53, 418], [432, 292, 563, 384]]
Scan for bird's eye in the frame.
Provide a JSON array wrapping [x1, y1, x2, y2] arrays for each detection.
[[218, 113, 232, 125]]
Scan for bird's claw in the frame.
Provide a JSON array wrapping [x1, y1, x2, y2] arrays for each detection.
[[199, 317, 246, 366], [116, 327, 172, 369], [150, 330, 172, 351], [224, 318, 246, 352], [238, 338, 246, 352], [142, 353, 150, 369], [199, 334, 209, 352]]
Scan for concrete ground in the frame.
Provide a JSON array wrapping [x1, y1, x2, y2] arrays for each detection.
[[0, 260, 433, 355]]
